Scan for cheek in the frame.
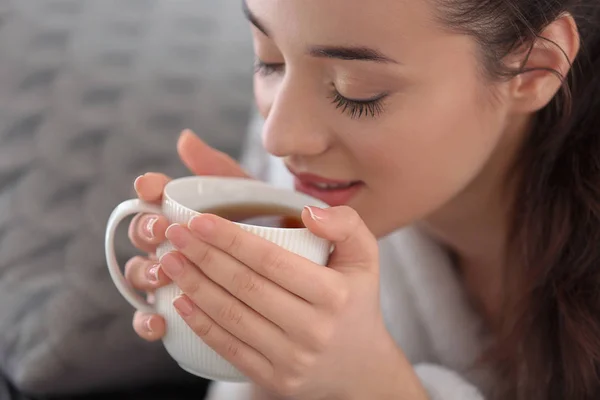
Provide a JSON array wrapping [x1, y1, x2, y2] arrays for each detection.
[[352, 80, 507, 232]]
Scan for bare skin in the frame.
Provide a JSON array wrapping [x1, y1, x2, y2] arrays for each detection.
[[124, 0, 580, 398]]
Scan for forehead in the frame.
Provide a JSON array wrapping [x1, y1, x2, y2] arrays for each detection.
[[246, 0, 440, 50]]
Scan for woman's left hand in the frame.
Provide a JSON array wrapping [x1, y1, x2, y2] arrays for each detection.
[[159, 205, 428, 400]]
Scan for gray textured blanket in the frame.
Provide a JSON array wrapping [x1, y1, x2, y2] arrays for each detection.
[[0, 0, 254, 395]]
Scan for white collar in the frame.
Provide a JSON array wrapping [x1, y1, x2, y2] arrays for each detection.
[[385, 227, 495, 392]]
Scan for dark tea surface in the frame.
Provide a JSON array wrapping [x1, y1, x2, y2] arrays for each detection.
[[201, 203, 305, 228]]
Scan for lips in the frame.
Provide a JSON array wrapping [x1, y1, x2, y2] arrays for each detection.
[[287, 169, 364, 207]]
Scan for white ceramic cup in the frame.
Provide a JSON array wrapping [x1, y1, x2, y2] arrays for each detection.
[[105, 176, 331, 382]]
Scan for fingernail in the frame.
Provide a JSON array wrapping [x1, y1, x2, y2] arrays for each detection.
[[160, 252, 184, 277], [147, 264, 160, 283], [304, 206, 327, 221], [134, 175, 145, 191], [173, 296, 194, 317], [144, 317, 154, 333], [165, 224, 188, 249], [181, 128, 193, 137], [188, 215, 216, 238], [144, 216, 157, 239]]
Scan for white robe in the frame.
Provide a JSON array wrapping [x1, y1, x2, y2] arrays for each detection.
[[206, 115, 494, 399]]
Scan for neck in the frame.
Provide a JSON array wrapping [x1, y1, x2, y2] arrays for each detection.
[[419, 114, 529, 324]]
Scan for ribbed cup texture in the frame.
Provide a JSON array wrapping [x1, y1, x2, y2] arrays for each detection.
[[155, 197, 330, 381]]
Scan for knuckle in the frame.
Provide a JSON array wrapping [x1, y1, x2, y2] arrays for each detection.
[[224, 231, 243, 254], [195, 320, 214, 337], [225, 339, 240, 359], [261, 251, 288, 277], [274, 375, 304, 398], [182, 278, 202, 298], [347, 213, 363, 235], [339, 206, 364, 238], [327, 282, 350, 312], [231, 270, 263, 297], [219, 301, 244, 326], [288, 347, 315, 373], [172, 259, 200, 293], [307, 321, 335, 351], [341, 205, 360, 226], [196, 246, 214, 267]]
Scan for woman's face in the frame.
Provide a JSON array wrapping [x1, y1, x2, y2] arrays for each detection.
[[248, 0, 519, 237]]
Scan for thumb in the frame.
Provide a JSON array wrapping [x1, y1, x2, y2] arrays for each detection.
[[302, 205, 379, 271], [177, 129, 250, 178]]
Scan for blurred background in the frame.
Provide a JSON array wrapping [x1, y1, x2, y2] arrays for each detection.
[[0, 1, 256, 399]]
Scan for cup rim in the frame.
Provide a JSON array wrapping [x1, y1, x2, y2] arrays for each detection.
[[162, 176, 330, 232]]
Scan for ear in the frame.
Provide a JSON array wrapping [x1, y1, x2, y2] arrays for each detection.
[[508, 13, 580, 113]]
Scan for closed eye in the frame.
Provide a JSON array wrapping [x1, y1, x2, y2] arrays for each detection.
[[254, 58, 386, 119], [254, 59, 285, 77], [330, 91, 387, 119]]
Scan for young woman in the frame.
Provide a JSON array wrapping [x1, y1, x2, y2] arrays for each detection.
[[123, 0, 600, 399]]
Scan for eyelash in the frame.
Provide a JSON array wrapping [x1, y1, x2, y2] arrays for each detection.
[[329, 92, 386, 119], [254, 59, 387, 119], [254, 59, 284, 77]]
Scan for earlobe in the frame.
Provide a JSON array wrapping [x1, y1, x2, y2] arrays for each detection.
[[509, 13, 581, 113]]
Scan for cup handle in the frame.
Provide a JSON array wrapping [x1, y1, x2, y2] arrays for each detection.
[[105, 199, 164, 313]]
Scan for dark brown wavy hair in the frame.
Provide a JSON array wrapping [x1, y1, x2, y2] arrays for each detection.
[[436, 0, 600, 398]]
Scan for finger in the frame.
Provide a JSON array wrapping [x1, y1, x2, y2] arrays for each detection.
[[134, 173, 171, 203], [303, 206, 378, 271], [186, 215, 341, 304], [133, 312, 166, 342], [161, 252, 290, 364], [171, 294, 273, 386], [128, 213, 170, 252], [164, 225, 317, 334], [124, 255, 171, 292], [177, 129, 250, 178]]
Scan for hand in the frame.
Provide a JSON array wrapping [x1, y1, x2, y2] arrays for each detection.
[[126, 129, 250, 342], [160, 206, 428, 400]]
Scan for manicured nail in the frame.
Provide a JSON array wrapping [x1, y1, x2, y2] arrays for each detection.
[[188, 215, 216, 238], [160, 252, 184, 277], [134, 174, 145, 192], [173, 296, 194, 317], [144, 216, 157, 239], [147, 264, 160, 283], [144, 317, 154, 333], [165, 224, 188, 249], [304, 206, 327, 221]]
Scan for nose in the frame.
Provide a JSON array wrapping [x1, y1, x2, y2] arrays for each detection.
[[261, 76, 330, 158]]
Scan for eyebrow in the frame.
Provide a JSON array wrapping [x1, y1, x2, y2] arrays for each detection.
[[309, 46, 399, 64], [242, 0, 399, 65], [242, 0, 269, 37]]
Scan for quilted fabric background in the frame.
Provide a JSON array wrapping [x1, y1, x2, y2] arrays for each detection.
[[0, 0, 254, 395]]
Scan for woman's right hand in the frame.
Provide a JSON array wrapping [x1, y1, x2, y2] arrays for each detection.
[[126, 129, 251, 341]]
